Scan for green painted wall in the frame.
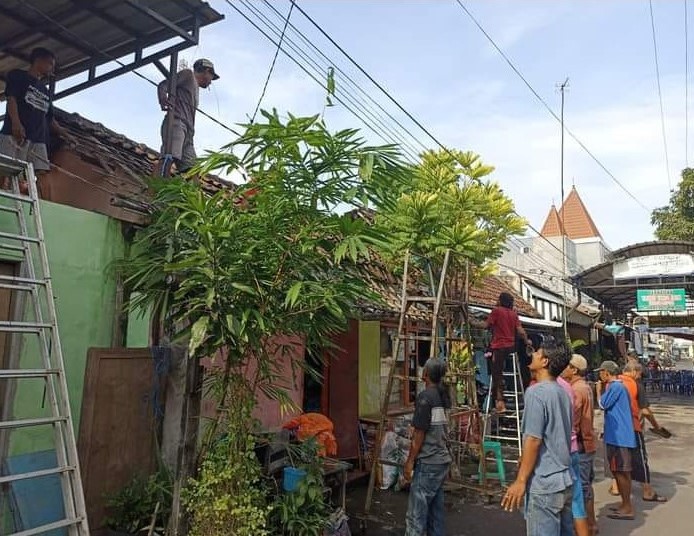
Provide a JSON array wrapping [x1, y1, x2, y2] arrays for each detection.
[[2, 201, 150, 455], [358, 320, 381, 417]]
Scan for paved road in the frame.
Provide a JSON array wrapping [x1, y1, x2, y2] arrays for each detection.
[[592, 395, 694, 535], [348, 394, 694, 535]]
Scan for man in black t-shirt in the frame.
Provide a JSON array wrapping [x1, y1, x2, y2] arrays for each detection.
[[1, 48, 64, 177]]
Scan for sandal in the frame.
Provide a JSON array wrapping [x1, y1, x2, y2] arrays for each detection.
[[608, 488, 620, 496], [643, 493, 668, 502], [607, 513, 634, 521], [651, 427, 672, 439]]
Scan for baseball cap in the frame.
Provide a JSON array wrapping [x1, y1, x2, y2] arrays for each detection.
[[596, 360, 620, 375], [569, 354, 588, 372], [194, 58, 220, 80]]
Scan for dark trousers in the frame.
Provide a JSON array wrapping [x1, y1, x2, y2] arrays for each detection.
[[491, 347, 514, 402]]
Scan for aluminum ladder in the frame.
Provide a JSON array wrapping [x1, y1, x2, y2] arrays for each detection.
[[482, 352, 524, 466], [0, 155, 89, 535]]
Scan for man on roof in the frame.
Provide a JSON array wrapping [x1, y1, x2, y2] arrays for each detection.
[[157, 58, 219, 174], [1, 47, 66, 182]]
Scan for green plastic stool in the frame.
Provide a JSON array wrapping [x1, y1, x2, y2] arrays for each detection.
[[478, 440, 506, 486]]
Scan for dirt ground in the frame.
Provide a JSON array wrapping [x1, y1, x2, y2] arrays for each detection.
[[346, 479, 524, 535]]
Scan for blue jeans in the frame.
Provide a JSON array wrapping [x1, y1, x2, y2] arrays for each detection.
[[570, 452, 587, 519], [405, 462, 449, 536], [525, 488, 573, 536]]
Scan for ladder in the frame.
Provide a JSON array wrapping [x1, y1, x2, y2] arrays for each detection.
[[482, 352, 524, 465], [362, 250, 485, 524], [0, 155, 89, 535]]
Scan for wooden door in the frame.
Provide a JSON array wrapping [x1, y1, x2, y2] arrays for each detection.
[[77, 348, 159, 530]]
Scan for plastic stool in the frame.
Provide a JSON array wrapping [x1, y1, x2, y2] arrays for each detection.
[[478, 440, 506, 486]]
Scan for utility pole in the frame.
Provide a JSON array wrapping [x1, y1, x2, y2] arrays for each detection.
[[558, 78, 570, 340]]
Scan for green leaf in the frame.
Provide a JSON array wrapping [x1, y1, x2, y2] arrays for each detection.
[[359, 153, 374, 181], [188, 316, 209, 356], [231, 282, 256, 295], [285, 282, 302, 308], [326, 66, 335, 95]]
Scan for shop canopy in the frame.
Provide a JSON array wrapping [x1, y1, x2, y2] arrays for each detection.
[[572, 240, 694, 315], [0, 0, 223, 101]]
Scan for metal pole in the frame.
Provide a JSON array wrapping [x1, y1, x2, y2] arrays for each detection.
[[559, 78, 570, 340], [162, 51, 179, 177]]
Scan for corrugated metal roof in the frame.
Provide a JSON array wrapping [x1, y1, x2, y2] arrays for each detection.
[[572, 240, 694, 312], [0, 0, 223, 96]]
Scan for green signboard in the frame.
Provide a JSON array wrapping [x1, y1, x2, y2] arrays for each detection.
[[636, 288, 687, 312]]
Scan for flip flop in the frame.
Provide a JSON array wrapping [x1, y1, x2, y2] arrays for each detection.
[[643, 493, 668, 503], [651, 427, 673, 439], [607, 513, 635, 521]]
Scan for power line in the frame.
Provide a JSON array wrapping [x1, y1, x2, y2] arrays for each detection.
[[260, 0, 430, 154], [649, 0, 672, 190], [236, 0, 582, 272], [18, 0, 242, 138], [250, 1, 294, 123], [228, 0, 422, 161], [240, 0, 424, 161], [687, 0, 690, 167], [288, 0, 454, 155], [454, 0, 652, 213]]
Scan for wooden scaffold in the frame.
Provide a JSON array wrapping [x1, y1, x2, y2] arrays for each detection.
[[357, 249, 503, 532]]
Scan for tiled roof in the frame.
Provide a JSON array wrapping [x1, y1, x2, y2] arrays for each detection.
[[540, 186, 602, 240], [468, 275, 541, 317], [357, 256, 540, 320], [53, 108, 229, 209], [540, 205, 562, 237]]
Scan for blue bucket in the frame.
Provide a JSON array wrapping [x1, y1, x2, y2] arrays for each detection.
[[282, 466, 307, 492]]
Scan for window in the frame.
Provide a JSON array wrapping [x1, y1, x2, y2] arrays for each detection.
[[520, 246, 530, 254]]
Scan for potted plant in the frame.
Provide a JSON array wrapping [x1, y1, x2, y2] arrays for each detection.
[[271, 438, 329, 536], [104, 470, 172, 535]]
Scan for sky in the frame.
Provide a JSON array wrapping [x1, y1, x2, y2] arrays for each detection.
[[55, 0, 692, 250]]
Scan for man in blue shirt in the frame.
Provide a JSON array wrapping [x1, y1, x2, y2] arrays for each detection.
[[501, 338, 573, 536], [597, 360, 636, 521]]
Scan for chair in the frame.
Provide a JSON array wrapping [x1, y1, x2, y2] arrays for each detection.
[[478, 440, 506, 486]]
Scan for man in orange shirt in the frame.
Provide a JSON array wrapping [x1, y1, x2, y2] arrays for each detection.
[[608, 362, 667, 503]]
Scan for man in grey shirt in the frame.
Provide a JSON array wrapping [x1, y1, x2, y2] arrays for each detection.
[[157, 58, 219, 172], [502, 338, 573, 536], [403, 358, 452, 536]]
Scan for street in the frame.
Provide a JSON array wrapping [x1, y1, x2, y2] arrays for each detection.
[[348, 393, 694, 535]]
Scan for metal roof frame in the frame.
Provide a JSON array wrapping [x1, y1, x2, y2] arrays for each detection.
[[571, 240, 694, 314], [0, 0, 223, 101]]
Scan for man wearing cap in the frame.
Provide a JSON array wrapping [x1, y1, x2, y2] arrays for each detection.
[[562, 355, 597, 534], [596, 360, 636, 521], [157, 58, 219, 172]]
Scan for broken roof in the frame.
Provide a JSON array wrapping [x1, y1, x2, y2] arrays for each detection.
[[52, 107, 228, 212]]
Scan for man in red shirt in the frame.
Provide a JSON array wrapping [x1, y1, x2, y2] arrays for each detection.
[[486, 292, 531, 413]]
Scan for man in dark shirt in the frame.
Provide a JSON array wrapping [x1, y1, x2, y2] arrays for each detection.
[[157, 59, 219, 172], [403, 358, 452, 536], [486, 292, 531, 412], [1, 47, 63, 176]]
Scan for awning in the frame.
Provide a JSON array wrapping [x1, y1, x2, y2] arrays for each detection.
[[0, 0, 223, 100], [469, 306, 563, 329], [572, 241, 694, 313]]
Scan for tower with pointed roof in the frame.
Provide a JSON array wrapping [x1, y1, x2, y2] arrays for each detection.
[[539, 186, 609, 269]]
